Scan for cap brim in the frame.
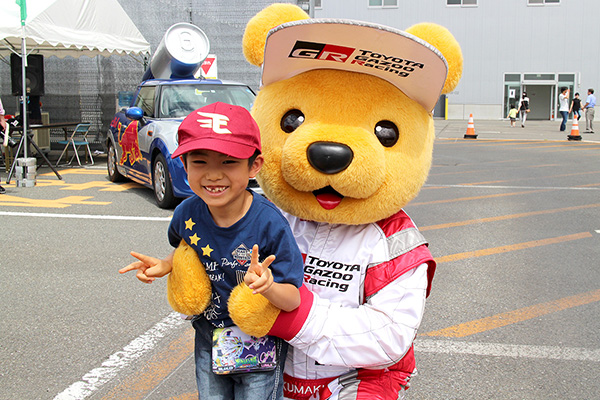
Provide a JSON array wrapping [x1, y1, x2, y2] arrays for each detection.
[[261, 19, 448, 112], [171, 137, 257, 159]]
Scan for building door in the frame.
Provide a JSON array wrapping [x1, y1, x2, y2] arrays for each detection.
[[526, 85, 553, 120]]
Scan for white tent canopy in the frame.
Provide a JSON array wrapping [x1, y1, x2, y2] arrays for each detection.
[[0, 0, 151, 59]]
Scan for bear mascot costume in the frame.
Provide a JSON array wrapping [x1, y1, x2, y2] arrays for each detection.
[[168, 4, 462, 399]]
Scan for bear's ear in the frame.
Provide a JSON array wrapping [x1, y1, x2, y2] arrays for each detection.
[[243, 3, 310, 67], [406, 23, 463, 94]]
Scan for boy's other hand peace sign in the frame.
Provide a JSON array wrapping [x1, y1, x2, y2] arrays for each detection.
[[244, 244, 276, 294]]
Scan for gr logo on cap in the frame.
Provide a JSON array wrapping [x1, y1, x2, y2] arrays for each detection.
[[172, 102, 261, 159]]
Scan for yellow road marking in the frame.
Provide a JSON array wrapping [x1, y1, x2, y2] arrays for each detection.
[[3, 179, 142, 192], [515, 143, 600, 149], [410, 189, 550, 206], [462, 141, 552, 147], [422, 288, 600, 338], [100, 328, 195, 400], [59, 182, 120, 190], [0, 194, 111, 208], [435, 139, 553, 145], [541, 146, 600, 152], [3, 179, 71, 188], [39, 168, 107, 176], [167, 394, 196, 400], [419, 203, 600, 231], [435, 232, 592, 264], [441, 140, 561, 147], [58, 181, 143, 191], [100, 182, 144, 191]]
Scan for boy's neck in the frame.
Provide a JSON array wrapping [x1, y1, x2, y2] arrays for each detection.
[[207, 189, 254, 228]]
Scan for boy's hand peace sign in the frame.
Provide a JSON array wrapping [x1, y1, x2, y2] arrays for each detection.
[[244, 244, 276, 294], [119, 251, 173, 284]]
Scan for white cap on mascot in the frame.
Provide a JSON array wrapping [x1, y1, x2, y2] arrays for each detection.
[[260, 19, 449, 112]]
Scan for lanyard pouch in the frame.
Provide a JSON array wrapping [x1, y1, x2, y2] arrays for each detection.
[[211, 326, 277, 375]]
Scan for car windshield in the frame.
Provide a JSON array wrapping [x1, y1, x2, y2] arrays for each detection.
[[159, 84, 255, 118]]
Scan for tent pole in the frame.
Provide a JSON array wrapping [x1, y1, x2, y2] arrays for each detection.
[[21, 29, 28, 159]]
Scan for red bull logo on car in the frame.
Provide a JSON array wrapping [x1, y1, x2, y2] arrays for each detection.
[[111, 116, 143, 166]]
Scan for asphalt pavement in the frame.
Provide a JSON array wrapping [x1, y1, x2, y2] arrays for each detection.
[[0, 118, 599, 400]]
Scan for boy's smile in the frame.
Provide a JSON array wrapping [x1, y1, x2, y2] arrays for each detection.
[[205, 186, 228, 194]]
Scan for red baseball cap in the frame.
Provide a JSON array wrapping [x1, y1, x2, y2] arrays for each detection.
[[172, 102, 261, 159]]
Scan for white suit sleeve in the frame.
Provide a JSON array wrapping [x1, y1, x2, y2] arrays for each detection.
[[288, 263, 429, 369]]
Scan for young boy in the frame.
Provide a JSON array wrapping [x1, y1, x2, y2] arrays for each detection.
[[507, 103, 518, 127], [120, 102, 304, 400], [569, 92, 582, 120]]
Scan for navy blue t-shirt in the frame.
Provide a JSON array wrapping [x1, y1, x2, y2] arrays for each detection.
[[168, 190, 304, 328]]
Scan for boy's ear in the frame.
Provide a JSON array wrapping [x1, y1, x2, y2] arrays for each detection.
[[249, 154, 264, 179], [180, 156, 188, 173]]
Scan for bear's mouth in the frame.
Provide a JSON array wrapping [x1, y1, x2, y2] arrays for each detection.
[[313, 186, 344, 210]]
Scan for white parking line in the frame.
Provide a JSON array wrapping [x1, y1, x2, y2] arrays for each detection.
[[415, 339, 600, 362], [53, 312, 186, 400], [0, 211, 171, 221]]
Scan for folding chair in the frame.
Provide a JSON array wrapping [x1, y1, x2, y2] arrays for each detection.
[[55, 123, 94, 166]]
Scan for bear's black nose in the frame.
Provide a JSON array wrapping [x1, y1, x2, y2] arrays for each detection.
[[307, 142, 354, 174]]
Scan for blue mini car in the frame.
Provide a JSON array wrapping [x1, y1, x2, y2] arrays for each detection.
[[106, 78, 256, 208]]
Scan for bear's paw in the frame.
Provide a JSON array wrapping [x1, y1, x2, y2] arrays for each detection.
[[228, 283, 280, 337]]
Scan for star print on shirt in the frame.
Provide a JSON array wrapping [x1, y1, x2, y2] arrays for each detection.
[[185, 218, 196, 230], [201, 244, 214, 257], [189, 233, 200, 246]]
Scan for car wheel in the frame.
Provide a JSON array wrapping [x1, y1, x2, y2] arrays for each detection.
[[153, 153, 177, 209], [107, 141, 126, 182]]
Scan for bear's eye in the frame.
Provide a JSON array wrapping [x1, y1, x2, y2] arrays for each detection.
[[281, 109, 305, 133], [374, 120, 399, 147]]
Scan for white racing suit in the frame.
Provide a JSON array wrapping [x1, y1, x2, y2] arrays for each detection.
[[267, 210, 436, 400]]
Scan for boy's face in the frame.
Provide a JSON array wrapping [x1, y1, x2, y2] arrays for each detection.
[[182, 149, 263, 210]]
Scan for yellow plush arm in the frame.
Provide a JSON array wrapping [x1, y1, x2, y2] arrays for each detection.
[[228, 282, 280, 337], [167, 240, 212, 316]]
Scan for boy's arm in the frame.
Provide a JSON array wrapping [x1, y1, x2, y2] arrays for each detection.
[[245, 244, 301, 312], [119, 250, 174, 283]]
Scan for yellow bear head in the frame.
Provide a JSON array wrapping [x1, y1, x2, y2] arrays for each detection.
[[243, 4, 462, 225]]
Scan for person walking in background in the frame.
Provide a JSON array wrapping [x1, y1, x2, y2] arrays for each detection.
[[570, 92, 582, 120], [558, 87, 570, 131], [507, 103, 518, 127], [517, 92, 530, 128], [582, 88, 596, 133]]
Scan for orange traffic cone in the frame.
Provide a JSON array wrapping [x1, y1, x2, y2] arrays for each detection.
[[464, 114, 477, 139], [567, 115, 582, 141]]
